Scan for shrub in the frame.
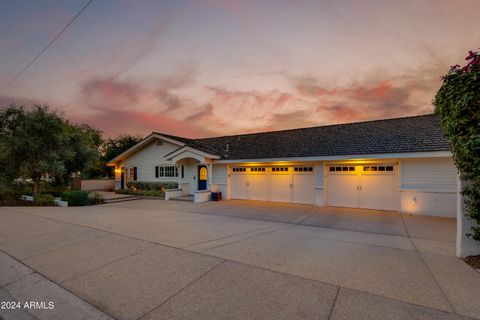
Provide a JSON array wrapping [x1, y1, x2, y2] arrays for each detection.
[[116, 189, 164, 197], [126, 181, 178, 191], [87, 192, 104, 205], [434, 49, 480, 241], [34, 194, 55, 206], [61, 191, 89, 206]]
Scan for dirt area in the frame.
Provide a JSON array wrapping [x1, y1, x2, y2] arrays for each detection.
[[465, 255, 480, 271]]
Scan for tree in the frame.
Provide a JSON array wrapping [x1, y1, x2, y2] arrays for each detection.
[[434, 49, 480, 241], [101, 134, 143, 177], [0, 104, 101, 195]]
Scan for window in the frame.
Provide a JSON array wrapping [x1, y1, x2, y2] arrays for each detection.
[[155, 165, 178, 178], [363, 165, 394, 172], [250, 167, 265, 172], [232, 167, 246, 172], [294, 167, 313, 172], [329, 166, 355, 172], [272, 167, 289, 172], [199, 167, 207, 180]]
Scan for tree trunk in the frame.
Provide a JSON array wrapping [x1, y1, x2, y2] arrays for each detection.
[[33, 178, 40, 197]]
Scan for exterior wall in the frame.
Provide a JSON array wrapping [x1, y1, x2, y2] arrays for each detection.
[[121, 140, 179, 183], [81, 179, 114, 191], [212, 164, 228, 196], [315, 162, 325, 206], [399, 157, 457, 217]]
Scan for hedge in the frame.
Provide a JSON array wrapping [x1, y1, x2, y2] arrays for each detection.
[[61, 191, 89, 206], [126, 181, 178, 191], [34, 194, 55, 206]]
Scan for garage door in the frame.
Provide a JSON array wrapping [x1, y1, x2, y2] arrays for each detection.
[[326, 164, 397, 211], [230, 166, 315, 204]]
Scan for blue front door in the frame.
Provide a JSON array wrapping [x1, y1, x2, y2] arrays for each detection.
[[198, 166, 207, 190]]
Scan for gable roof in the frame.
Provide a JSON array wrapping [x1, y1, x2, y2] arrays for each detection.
[[151, 114, 450, 161]]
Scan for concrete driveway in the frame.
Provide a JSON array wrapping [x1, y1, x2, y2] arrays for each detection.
[[0, 199, 478, 320]]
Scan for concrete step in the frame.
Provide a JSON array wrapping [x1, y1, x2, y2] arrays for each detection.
[[171, 195, 194, 202], [103, 195, 141, 204]]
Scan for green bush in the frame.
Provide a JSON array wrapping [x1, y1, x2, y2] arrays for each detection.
[[116, 189, 164, 197], [126, 181, 178, 191], [34, 194, 55, 206], [0, 189, 19, 201], [61, 191, 89, 206], [434, 49, 480, 241], [87, 192, 104, 205]]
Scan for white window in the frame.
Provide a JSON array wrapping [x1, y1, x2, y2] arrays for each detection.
[[155, 165, 178, 178]]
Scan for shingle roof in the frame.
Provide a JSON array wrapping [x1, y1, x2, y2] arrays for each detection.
[[155, 114, 450, 160]]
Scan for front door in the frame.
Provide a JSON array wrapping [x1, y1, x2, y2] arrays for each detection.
[[120, 168, 125, 189], [198, 165, 207, 190]]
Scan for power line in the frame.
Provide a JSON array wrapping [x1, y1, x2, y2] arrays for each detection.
[[0, 0, 95, 94]]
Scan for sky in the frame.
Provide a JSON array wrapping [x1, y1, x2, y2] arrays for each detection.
[[0, 0, 479, 138]]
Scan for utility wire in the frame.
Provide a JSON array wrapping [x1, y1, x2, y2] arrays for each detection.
[[0, 0, 95, 94]]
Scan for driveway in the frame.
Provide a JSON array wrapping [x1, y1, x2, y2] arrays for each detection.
[[0, 199, 478, 320]]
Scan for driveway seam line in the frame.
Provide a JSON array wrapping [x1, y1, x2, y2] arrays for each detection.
[[182, 225, 284, 249], [58, 242, 157, 284], [18, 232, 107, 261], [0, 248, 118, 320], [136, 259, 226, 320], [327, 286, 341, 320], [196, 227, 286, 252], [7, 207, 461, 317], [400, 214, 458, 315]]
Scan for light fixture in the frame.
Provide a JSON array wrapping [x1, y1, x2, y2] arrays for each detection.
[[411, 197, 417, 206]]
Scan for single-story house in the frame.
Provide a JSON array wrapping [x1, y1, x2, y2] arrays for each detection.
[[107, 114, 458, 218]]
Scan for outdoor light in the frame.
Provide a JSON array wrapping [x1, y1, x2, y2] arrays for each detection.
[[114, 168, 121, 174], [411, 197, 417, 206]]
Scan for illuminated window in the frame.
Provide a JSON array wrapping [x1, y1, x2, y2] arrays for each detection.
[[199, 167, 207, 180]]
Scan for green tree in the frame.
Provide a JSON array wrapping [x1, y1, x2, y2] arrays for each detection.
[[101, 134, 143, 177], [434, 50, 480, 240], [0, 104, 101, 195]]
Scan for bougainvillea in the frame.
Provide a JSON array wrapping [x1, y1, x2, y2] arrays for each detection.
[[434, 50, 480, 240]]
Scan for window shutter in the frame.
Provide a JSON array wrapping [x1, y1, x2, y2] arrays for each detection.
[[181, 165, 184, 178], [133, 167, 137, 181], [155, 166, 159, 178]]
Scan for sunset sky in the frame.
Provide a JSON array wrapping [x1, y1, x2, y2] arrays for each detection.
[[0, 0, 479, 138]]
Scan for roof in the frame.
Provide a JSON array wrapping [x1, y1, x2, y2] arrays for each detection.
[[152, 114, 450, 161]]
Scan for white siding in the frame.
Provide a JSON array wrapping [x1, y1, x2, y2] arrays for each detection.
[[121, 140, 179, 182], [315, 162, 325, 206], [401, 157, 457, 192], [212, 164, 228, 195], [399, 157, 457, 217]]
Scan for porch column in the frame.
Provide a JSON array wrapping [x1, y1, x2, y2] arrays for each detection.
[[207, 163, 213, 190]]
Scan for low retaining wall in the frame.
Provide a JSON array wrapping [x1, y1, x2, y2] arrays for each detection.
[[194, 191, 211, 203], [81, 179, 115, 191], [165, 189, 183, 200]]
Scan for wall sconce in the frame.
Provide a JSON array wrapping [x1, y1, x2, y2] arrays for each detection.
[[411, 197, 417, 206], [114, 168, 121, 174]]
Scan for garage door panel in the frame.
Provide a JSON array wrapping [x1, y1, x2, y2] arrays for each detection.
[[361, 174, 397, 210], [327, 174, 359, 208], [249, 174, 267, 201], [231, 174, 248, 200], [292, 174, 315, 204], [269, 174, 291, 202]]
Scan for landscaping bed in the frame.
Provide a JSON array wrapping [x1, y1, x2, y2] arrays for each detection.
[[116, 181, 178, 198], [465, 255, 480, 271], [0, 200, 36, 206]]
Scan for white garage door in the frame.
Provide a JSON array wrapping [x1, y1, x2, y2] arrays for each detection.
[[327, 164, 397, 211], [230, 166, 315, 204]]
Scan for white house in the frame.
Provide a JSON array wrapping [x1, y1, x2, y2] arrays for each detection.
[[107, 114, 458, 217]]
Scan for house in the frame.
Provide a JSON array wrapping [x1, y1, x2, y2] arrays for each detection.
[[107, 114, 457, 217]]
